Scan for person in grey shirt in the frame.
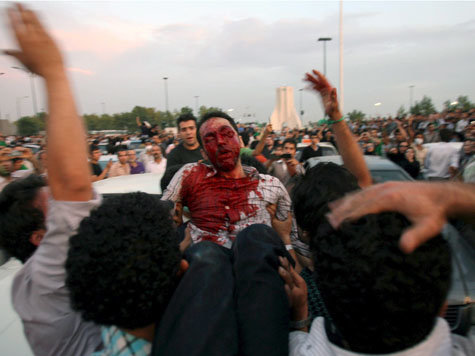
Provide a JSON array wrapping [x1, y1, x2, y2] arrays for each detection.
[[1, 4, 102, 355]]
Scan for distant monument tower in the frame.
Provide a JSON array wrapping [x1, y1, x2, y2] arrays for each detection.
[[270, 86, 302, 131]]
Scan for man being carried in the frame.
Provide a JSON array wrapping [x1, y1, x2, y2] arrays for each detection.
[[166, 113, 202, 168], [162, 111, 297, 249]]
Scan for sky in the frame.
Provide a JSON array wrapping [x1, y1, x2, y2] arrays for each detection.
[[0, 0, 474, 125]]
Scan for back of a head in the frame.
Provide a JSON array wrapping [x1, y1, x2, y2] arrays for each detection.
[[66, 192, 181, 330], [292, 163, 360, 236], [0, 175, 46, 262], [439, 128, 452, 142], [311, 214, 451, 353]]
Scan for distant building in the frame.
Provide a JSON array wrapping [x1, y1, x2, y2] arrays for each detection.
[[0, 119, 17, 135], [270, 86, 302, 131]]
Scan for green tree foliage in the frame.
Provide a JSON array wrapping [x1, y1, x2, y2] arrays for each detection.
[[410, 96, 436, 116], [16, 116, 44, 136], [199, 105, 223, 119], [347, 110, 365, 123], [396, 105, 407, 118]]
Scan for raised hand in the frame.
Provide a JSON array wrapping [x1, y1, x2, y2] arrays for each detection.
[[5, 4, 64, 79], [304, 70, 341, 119]]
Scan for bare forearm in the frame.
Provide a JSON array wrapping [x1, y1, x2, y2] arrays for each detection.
[[46, 71, 92, 200], [445, 183, 475, 221], [331, 111, 372, 188]]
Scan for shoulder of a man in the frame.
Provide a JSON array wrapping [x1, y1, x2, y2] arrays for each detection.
[[12, 193, 103, 355]]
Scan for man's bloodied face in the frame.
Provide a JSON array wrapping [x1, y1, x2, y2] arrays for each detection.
[[200, 117, 240, 172]]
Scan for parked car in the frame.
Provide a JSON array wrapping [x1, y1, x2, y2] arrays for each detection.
[[296, 142, 338, 162], [306, 154, 474, 335], [92, 172, 164, 196]]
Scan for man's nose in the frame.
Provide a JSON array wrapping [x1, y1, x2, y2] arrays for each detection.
[[217, 134, 226, 145]]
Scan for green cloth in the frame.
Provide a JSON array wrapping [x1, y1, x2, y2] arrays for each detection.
[[240, 147, 253, 156]]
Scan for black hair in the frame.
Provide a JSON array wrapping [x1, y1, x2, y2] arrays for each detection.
[[240, 154, 267, 174], [282, 138, 297, 149], [311, 215, 451, 353], [176, 113, 197, 129], [197, 111, 239, 146], [439, 128, 452, 142], [89, 145, 100, 154], [0, 175, 46, 262], [292, 162, 359, 237], [161, 164, 185, 192], [66, 192, 181, 329]]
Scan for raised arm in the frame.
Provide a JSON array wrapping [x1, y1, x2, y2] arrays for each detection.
[[304, 70, 372, 188], [136, 116, 142, 127], [252, 124, 272, 157], [6, 4, 91, 201]]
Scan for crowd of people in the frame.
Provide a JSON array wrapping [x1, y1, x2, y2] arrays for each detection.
[[0, 4, 474, 356]]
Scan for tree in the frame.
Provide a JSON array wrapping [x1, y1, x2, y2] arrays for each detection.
[[199, 105, 223, 119], [347, 110, 365, 123], [396, 105, 407, 118], [456, 96, 473, 111], [410, 96, 436, 116], [16, 116, 44, 136]]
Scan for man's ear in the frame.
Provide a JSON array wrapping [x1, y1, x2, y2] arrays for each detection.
[[29, 229, 46, 246], [176, 259, 189, 277], [200, 149, 208, 161]]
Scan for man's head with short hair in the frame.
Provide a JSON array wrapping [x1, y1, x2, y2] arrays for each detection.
[[439, 128, 452, 142], [117, 149, 128, 164], [0, 175, 46, 262], [127, 149, 137, 163], [292, 163, 451, 353], [66, 192, 182, 330], [177, 113, 198, 149], [89, 145, 101, 162], [311, 214, 450, 353], [151, 145, 162, 160], [282, 138, 297, 158], [197, 111, 241, 172]]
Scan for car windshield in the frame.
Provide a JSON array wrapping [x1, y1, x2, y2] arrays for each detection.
[[370, 170, 411, 183]]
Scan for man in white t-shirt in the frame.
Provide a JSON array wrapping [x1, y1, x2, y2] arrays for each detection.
[[146, 144, 167, 175]]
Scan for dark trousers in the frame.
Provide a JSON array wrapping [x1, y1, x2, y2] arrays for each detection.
[[153, 224, 291, 356]]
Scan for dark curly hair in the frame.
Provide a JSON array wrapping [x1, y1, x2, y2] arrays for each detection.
[[292, 162, 360, 237], [197, 111, 239, 146], [0, 175, 46, 262], [66, 192, 181, 329], [312, 215, 451, 353]]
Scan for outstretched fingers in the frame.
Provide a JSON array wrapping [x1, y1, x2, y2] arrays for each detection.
[[399, 217, 446, 253]]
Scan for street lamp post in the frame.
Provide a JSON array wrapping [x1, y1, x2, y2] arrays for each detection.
[[12, 66, 38, 116], [101, 102, 106, 115], [16, 96, 29, 120], [194, 96, 199, 115], [318, 37, 332, 76], [299, 88, 304, 117], [409, 85, 415, 111], [163, 77, 169, 113]]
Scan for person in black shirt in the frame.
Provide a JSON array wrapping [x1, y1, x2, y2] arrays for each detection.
[[90, 145, 111, 182], [166, 113, 202, 168], [299, 131, 323, 163]]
